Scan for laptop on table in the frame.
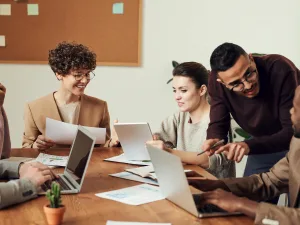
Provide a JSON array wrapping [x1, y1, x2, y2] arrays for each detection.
[[114, 122, 153, 160], [40, 126, 96, 194], [146, 144, 241, 218]]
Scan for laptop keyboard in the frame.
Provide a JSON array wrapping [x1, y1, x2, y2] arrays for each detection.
[[193, 194, 227, 213], [41, 176, 72, 192]]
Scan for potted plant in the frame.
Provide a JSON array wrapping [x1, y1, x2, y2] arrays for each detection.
[[43, 182, 66, 225]]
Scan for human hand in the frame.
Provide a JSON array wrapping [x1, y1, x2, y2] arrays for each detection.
[[33, 135, 55, 150], [215, 142, 250, 162], [201, 139, 224, 156], [0, 83, 6, 107], [195, 189, 244, 213], [19, 162, 57, 187], [109, 119, 120, 147]]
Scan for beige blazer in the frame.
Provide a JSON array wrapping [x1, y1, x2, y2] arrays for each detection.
[[224, 137, 300, 225], [22, 93, 111, 148]]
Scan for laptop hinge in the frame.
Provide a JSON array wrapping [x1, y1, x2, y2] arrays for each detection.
[[61, 174, 77, 189]]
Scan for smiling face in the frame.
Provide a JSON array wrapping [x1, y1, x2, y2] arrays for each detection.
[[56, 69, 90, 96], [218, 55, 260, 98], [172, 76, 205, 113]]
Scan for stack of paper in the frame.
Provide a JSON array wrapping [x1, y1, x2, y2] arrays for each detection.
[[104, 154, 152, 166], [110, 172, 159, 186], [95, 184, 164, 205]]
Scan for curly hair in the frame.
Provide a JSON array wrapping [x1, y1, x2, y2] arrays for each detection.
[[48, 42, 96, 75]]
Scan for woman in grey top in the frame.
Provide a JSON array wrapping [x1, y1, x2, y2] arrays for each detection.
[[147, 62, 235, 179]]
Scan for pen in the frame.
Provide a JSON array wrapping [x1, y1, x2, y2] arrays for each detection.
[[130, 160, 151, 162], [197, 139, 225, 156]]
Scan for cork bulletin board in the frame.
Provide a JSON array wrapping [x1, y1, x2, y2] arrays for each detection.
[[0, 0, 142, 66]]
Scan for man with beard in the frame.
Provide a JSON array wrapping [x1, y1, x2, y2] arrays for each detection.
[[202, 43, 299, 204], [188, 85, 300, 225]]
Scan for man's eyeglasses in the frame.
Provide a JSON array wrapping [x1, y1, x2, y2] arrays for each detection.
[[72, 71, 95, 81], [227, 69, 258, 92], [221, 59, 258, 92]]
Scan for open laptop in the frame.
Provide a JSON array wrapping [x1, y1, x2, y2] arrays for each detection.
[[146, 144, 241, 218], [40, 126, 96, 194], [114, 122, 153, 160]]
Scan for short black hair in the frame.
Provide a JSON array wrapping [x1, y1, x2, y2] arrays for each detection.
[[48, 42, 96, 75], [172, 62, 209, 89], [210, 42, 247, 72]]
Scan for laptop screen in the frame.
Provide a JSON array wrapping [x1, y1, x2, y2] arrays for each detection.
[[65, 128, 94, 184]]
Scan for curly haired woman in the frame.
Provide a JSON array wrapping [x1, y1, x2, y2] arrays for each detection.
[[22, 42, 112, 150]]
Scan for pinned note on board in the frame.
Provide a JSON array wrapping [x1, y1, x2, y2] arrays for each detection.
[[112, 2, 124, 14], [27, 4, 39, 16], [0, 36, 6, 47], [0, 4, 11, 16]]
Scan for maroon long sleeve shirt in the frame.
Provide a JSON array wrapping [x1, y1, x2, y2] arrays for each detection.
[[207, 54, 300, 154]]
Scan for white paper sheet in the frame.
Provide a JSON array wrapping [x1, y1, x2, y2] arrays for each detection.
[[107, 221, 171, 225], [0, 35, 5, 47], [110, 172, 159, 186], [45, 118, 106, 145], [125, 165, 154, 177], [0, 4, 11, 16], [104, 154, 152, 166], [95, 184, 164, 205], [35, 153, 68, 167]]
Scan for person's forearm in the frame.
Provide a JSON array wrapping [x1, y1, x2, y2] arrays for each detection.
[[0, 179, 37, 209], [236, 197, 258, 218], [245, 127, 293, 154], [168, 149, 209, 168]]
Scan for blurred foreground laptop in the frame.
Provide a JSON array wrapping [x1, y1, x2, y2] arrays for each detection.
[[146, 144, 241, 218], [40, 126, 96, 194], [114, 122, 153, 160]]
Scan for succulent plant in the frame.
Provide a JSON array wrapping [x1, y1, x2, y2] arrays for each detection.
[[46, 182, 62, 208]]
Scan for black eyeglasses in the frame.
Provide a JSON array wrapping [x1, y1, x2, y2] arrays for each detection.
[[228, 69, 258, 92], [72, 71, 95, 81]]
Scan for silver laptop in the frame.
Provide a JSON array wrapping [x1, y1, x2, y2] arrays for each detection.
[[114, 122, 153, 160], [40, 126, 96, 194], [146, 144, 241, 218]]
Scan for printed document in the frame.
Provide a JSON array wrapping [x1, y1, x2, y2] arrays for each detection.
[[95, 184, 164, 205]]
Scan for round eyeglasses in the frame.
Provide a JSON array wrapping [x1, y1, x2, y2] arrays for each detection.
[[72, 71, 95, 81]]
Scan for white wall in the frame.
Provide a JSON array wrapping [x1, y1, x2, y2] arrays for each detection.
[[0, 0, 299, 179]]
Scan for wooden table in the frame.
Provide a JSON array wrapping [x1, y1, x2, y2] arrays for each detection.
[[0, 148, 254, 225]]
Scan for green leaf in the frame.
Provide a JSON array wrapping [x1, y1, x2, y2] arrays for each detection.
[[166, 78, 173, 84], [234, 128, 251, 139], [172, 61, 179, 68]]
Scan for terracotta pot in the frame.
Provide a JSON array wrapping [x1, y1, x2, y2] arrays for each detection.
[[43, 204, 66, 225]]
